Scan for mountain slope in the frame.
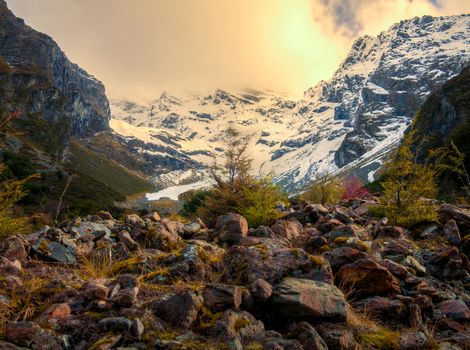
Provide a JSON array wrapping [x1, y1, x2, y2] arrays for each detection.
[[0, 0, 110, 150], [111, 14, 470, 194], [0, 1, 153, 215]]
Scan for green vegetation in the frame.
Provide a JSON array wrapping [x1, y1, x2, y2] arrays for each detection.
[[184, 125, 286, 227], [68, 139, 154, 197], [371, 133, 438, 227], [302, 174, 343, 205], [236, 177, 285, 227]]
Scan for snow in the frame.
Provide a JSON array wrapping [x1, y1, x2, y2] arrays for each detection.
[[146, 178, 214, 201], [366, 82, 389, 95], [109, 14, 470, 194]]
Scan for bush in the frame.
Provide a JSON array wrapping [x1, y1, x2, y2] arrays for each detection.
[[341, 176, 369, 200], [191, 126, 286, 228], [180, 190, 213, 217], [303, 175, 344, 205], [236, 177, 286, 227], [373, 133, 438, 227]]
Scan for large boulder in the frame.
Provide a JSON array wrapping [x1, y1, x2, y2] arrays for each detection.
[[272, 278, 348, 322], [336, 258, 401, 297], [437, 204, 470, 229], [215, 213, 248, 246], [437, 300, 470, 321], [149, 291, 202, 329], [0, 236, 27, 262], [222, 239, 333, 285], [443, 219, 461, 245]]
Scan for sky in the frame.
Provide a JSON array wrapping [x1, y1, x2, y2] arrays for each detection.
[[6, 0, 470, 100]]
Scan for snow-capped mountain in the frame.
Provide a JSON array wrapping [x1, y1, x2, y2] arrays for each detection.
[[111, 14, 470, 195]]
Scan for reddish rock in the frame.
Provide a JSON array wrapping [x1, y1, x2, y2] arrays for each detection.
[[272, 278, 348, 322], [291, 322, 328, 350], [215, 213, 249, 246], [336, 258, 401, 297], [437, 300, 470, 321], [354, 296, 407, 321], [203, 284, 242, 312], [324, 247, 366, 272], [377, 226, 405, 239], [149, 291, 202, 329], [38, 303, 71, 324], [249, 278, 273, 301], [380, 259, 410, 279], [83, 282, 109, 301], [117, 230, 138, 250], [0, 236, 27, 262], [144, 211, 161, 222], [6, 322, 40, 347], [271, 219, 303, 241]]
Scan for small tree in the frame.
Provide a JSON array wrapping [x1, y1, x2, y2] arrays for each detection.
[[376, 133, 438, 227], [303, 174, 344, 205], [0, 111, 34, 238], [236, 177, 286, 227], [429, 140, 470, 198], [195, 125, 286, 227]]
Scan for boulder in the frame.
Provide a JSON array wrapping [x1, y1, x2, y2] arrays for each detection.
[[215, 213, 248, 246], [202, 284, 242, 312], [83, 282, 109, 301], [98, 317, 133, 333], [31, 239, 77, 264], [126, 214, 145, 227], [336, 258, 401, 297], [437, 204, 470, 229], [316, 323, 357, 350], [376, 226, 405, 239], [272, 278, 348, 322], [117, 230, 138, 250], [304, 204, 329, 223], [443, 219, 461, 245], [291, 322, 328, 350], [271, 219, 303, 241], [149, 291, 202, 329], [249, 279, 273, 301], [222, 241, 333, 285], [0, 236, 27, 262], [38, 303, 71, 325], [324, 247, 366, 272], [354, 296, 407, 321], [6, 322, 40, 347], [437, 300, 470, 321], [249, 226, 276, 238]]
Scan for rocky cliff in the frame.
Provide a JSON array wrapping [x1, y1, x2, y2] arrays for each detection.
[[0, 0, 110, 143]]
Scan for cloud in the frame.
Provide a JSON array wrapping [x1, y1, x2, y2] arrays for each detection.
[[6, 0, 470, 100], [310, 0, 469, 40]]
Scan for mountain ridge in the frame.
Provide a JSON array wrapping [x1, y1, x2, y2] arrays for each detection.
[[110, 14, 470, 194]]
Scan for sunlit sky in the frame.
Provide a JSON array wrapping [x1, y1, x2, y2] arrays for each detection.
[[7, 0, 470, 99]]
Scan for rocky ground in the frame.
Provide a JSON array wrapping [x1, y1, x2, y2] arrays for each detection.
[[0, 197, 469, 350]]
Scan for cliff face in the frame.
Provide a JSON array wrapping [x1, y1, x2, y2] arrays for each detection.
[[411, 66, 470, 163], [0, 0, 110, 141]]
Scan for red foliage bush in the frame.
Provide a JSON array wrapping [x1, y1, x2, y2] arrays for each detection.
[[341, 176, 369, 200]]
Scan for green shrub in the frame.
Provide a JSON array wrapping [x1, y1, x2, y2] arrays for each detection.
[[236, 177, 286, 227], [194, 126, 286, 228], [374, 133, 438, 227], [180, 190, 213, 217], [302, 175, 344, 205]]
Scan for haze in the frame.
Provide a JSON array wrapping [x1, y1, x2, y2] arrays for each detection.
[[7, 0, 470, 100]]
